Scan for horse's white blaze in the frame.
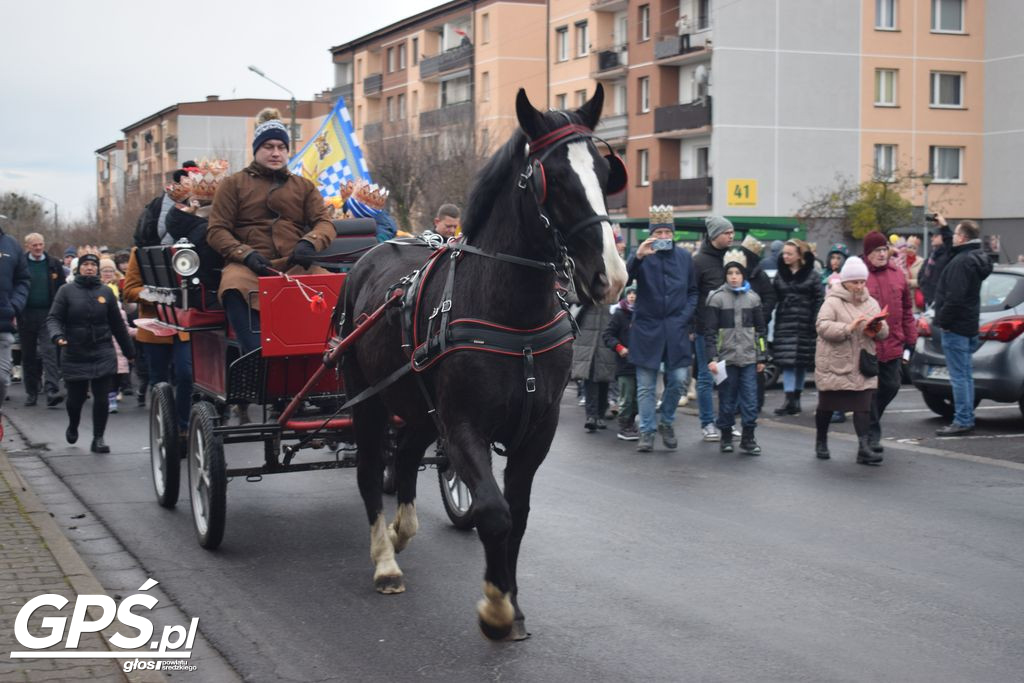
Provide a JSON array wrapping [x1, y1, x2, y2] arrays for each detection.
[[567, 141, 629, 303], [388, 502, 419, 553], [370, 513, 403, 588]]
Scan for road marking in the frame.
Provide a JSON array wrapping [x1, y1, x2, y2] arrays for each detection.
[[882, 406, 1020, 414]]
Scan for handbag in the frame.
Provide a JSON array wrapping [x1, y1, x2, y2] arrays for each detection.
[[859, 349, 879, 377]]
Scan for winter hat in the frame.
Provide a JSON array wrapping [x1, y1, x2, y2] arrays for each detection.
[[76, 253, 100, 272], [63, 246, 77, 258], [740, 234, 764, 257], [252, 108, 290, 153], [827, 242, 849, 258], [723, 248, 748, 278], [839, 255, 869, 282], [704, 215, 734, 241], [862, 230, 888, 256], [649, 205, 674, 229]]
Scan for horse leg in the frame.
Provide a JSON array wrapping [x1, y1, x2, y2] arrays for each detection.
[[353, 397, 404, 594], [446, 423, 516, 640], [388, 424, 436, 553]]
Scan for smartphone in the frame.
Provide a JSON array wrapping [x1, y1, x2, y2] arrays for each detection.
[[651, 238, 674, 251]]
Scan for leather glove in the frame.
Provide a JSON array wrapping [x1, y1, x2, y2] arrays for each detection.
[[244, 251, 273, 276], [289, 240, 318, 268]]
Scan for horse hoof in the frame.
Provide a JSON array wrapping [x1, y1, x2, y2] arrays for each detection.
[[504, 618, 530, 641], [478, 616, 513, 641], [374, 574, 405, 594]]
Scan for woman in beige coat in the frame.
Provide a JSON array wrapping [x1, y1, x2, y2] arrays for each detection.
[[813, 256, 889, 465]]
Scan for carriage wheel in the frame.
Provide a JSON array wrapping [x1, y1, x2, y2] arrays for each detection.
[[188, 401, 227, 550], [381, 423, 398, 495], [438, 465, 475, 530], [149, 383, 180, 509]]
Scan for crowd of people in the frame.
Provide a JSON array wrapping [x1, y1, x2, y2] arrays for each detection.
[[573, 207, 991, 465]]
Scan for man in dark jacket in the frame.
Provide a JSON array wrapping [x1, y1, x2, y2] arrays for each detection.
[[691, 214, 735, 440], [626, 205, 699, 452], [19, 232, 65, 407], [933, 220, 992, 436], [0, 220, 31, 440], [919, 213, 952, 306], [135, 161, 197, 248]]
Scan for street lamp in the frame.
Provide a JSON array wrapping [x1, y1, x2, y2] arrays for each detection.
[[32, 193, 58, 232], [248, 65, 299, 151], [920, 172, 933, 260]]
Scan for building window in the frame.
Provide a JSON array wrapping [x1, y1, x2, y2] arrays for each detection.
[[876, 0, 897, 29], [575, 21, 589, 57], [398, 93, 406, 119], [931, 71, 963, 107], [639, 76, 650, 113], [874, 144, 896, 180], [481, 71, 490, 102], [575, 89, 587, 107], [482, 13, 490, 44], [874, 68, 897, 106], [697, 0, 710, 30], [696, 146, 709, 178], [930, 146, 962, 182], [555, 93, 567, 110], [441, 76, 472, 107], [398, 43, 406, 70], [387, 47, 395, 73], [638, 149, 649, 186], [614, 83, 628, 115], [386, 97, 395, 122], [639, 5, 650, 41], [556, 27, 569, 62], [932, 0, 963, 32], [412, 37, 419, 65]]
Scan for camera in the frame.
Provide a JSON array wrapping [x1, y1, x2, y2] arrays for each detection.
[[651, 238, 674, 251], [925, 212, 939, 222]]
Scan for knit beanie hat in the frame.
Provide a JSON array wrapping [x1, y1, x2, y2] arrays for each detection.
[[862, 230, 888, 256], [827, 242, 849, 258], [705, 215, 734, 241], [76, 253, 100, 272], [252, 108, 290, 154], [63, 246, 77, 258], [649, 205, 674, 229], [839, 255, 869, 282], [723, 248, 748, 278], [740, 234, 764, 257]]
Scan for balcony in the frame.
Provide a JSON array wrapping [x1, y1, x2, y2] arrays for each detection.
[[595, 113, 627, 142], [420, 101, 474, 131], [654, 33, 711, 65], [652, 177, 712, 207], [592, 47, 627, 79], [420, 43, 473, 81], [127, 151, 138, 163], [165, 135, 177, 154], [332, 83, 354, 104], [364, 73, 383, 97], [590, 0, 628, 11], [654, 98, 712, 137]]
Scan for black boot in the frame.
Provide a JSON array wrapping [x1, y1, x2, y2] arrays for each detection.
[[719, 428, 734, 453], [91, 437, 110, 454], [856, 436, 883, 465], [739, 426, 761, 455], [774, 392, 794, 416], [868, 427, 884, 453], [790, 391, 802, 415], [815, 437, 830, 459]]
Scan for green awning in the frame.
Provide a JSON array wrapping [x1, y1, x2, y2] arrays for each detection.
[[617, 216, 806, 246]]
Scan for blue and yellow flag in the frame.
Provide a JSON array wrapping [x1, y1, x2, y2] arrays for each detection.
[[288, 96, 371, 196]]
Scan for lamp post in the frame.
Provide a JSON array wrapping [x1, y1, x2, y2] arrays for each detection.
[[32, 193, 58, 232], [920, 173, 933, 260], [248, 65, 299, 150]]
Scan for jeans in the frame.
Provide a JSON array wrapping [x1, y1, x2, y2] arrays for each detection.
[[19, 308, 62, 398], [223, 290, 261, 355], [0, 332, 13, 408], [145, 339, 193, 432], [636, 365, 689, 434], [868, 358, 903, 443], [692, 334, 715, 426], [941, 330, 980, 427], [716, 363, 758, 430], [617, 375, 637, 422], [782, 366, 807, 393]]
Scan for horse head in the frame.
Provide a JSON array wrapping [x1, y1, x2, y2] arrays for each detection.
[[515, 84, 628, 305]]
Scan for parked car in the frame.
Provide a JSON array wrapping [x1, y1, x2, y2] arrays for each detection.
[[909, 264, 1024, 419]]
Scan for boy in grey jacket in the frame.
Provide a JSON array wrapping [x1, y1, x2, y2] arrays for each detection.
[[704, 249, 767, 454]]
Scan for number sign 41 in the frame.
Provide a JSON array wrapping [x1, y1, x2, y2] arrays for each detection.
[[727, 179, 758, 206]]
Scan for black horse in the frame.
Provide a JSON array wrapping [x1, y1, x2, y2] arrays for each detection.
[[340, 85, 628, 640]]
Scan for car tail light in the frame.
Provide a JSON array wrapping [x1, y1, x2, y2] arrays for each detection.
[[916, 316, 932, 338], [978, 315, 1024, 343]]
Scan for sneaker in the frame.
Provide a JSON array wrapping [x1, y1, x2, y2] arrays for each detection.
[[637, 431, 655, 452], [584, 416, 597, 432], [701, 424, 720, 442], [46, 394, 64, 408], [596, 418, 607, 430], [657, 423, 678, 450], [108, 396, 119, 414], [732, 426, 742, 438], [678, 395, 689, 407], [577, 396, 586, 406], [617, 425, 640, 441]]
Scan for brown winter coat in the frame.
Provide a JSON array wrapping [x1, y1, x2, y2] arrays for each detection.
[[206, 162, 335, 308], [121, 248, 189, 344], [814, 284, 889, 392]]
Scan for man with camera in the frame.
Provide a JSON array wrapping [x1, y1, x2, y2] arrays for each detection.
[[626, 205, 699, 452]]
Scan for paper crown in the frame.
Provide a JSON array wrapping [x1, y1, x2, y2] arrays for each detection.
[[187, 159, 230, 201], [323, 195, 346, 219], [165, 178, 193, 203], [649, 204, 675, 226], [723, 248, 748, 272], [343, 180, 390, 217]]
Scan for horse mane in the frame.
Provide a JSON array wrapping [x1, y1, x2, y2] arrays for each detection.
[[461, 130, 526, 240]]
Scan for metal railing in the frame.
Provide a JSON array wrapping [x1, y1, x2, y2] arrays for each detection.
[[420, 101, 474, 130], [654, 97, 712, 133], [364, 73, 383, 96], [651, 177, 712, 206], [420, 43, 473, 80]]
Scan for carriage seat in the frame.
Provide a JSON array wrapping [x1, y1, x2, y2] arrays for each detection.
[[317, 218, 379, 269]]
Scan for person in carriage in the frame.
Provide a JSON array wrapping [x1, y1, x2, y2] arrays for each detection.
[[206, 108, 337, 355]]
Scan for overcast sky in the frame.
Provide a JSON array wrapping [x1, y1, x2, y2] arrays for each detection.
[[0, 0, 447, 224]]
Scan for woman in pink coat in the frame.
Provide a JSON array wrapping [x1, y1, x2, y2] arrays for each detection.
[[813, 257, 889, 465]]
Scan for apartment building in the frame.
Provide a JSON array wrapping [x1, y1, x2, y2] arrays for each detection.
[[98, 96, 330, 222], [330, 0, 547, 156]]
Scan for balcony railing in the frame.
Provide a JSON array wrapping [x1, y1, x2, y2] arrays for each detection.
[[364, 73, 382, 96], [654, 98, 712, 134], [332, 83, 354, 104], [595, 113, 627, 141], [596, 48, 626, 72], [420, 43, 474, 80], [590, 0, 628, 12], [420, 101, 474, 130], [652, 177, 712, 207]]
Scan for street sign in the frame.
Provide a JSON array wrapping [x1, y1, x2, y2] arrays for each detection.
[[727, 179, 758, 207]]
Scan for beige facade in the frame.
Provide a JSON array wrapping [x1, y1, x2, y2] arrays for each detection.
[[94, 140, 125, 228]]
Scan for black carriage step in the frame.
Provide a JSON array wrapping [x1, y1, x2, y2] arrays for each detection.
[[228, 459, 357, 478]]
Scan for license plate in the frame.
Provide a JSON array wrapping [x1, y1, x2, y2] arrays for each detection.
[[927, 365, 950, 379]]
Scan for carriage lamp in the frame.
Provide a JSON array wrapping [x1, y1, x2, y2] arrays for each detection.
[[171, 246, 200, 277]]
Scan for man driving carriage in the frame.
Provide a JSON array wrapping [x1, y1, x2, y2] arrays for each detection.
[[206, 108, 336, 354]]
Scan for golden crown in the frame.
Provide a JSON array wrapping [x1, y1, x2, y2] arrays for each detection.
[[187, 159, 230, 201], [723, 248, 748, 271], [353, 181, 390, 210], [649, 204, 675, 226]]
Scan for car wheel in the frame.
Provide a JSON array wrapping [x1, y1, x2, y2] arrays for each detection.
[[921, 390, 954, 419]]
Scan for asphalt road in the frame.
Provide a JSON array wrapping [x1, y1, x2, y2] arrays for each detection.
[[5, 381, 1024, 682]]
